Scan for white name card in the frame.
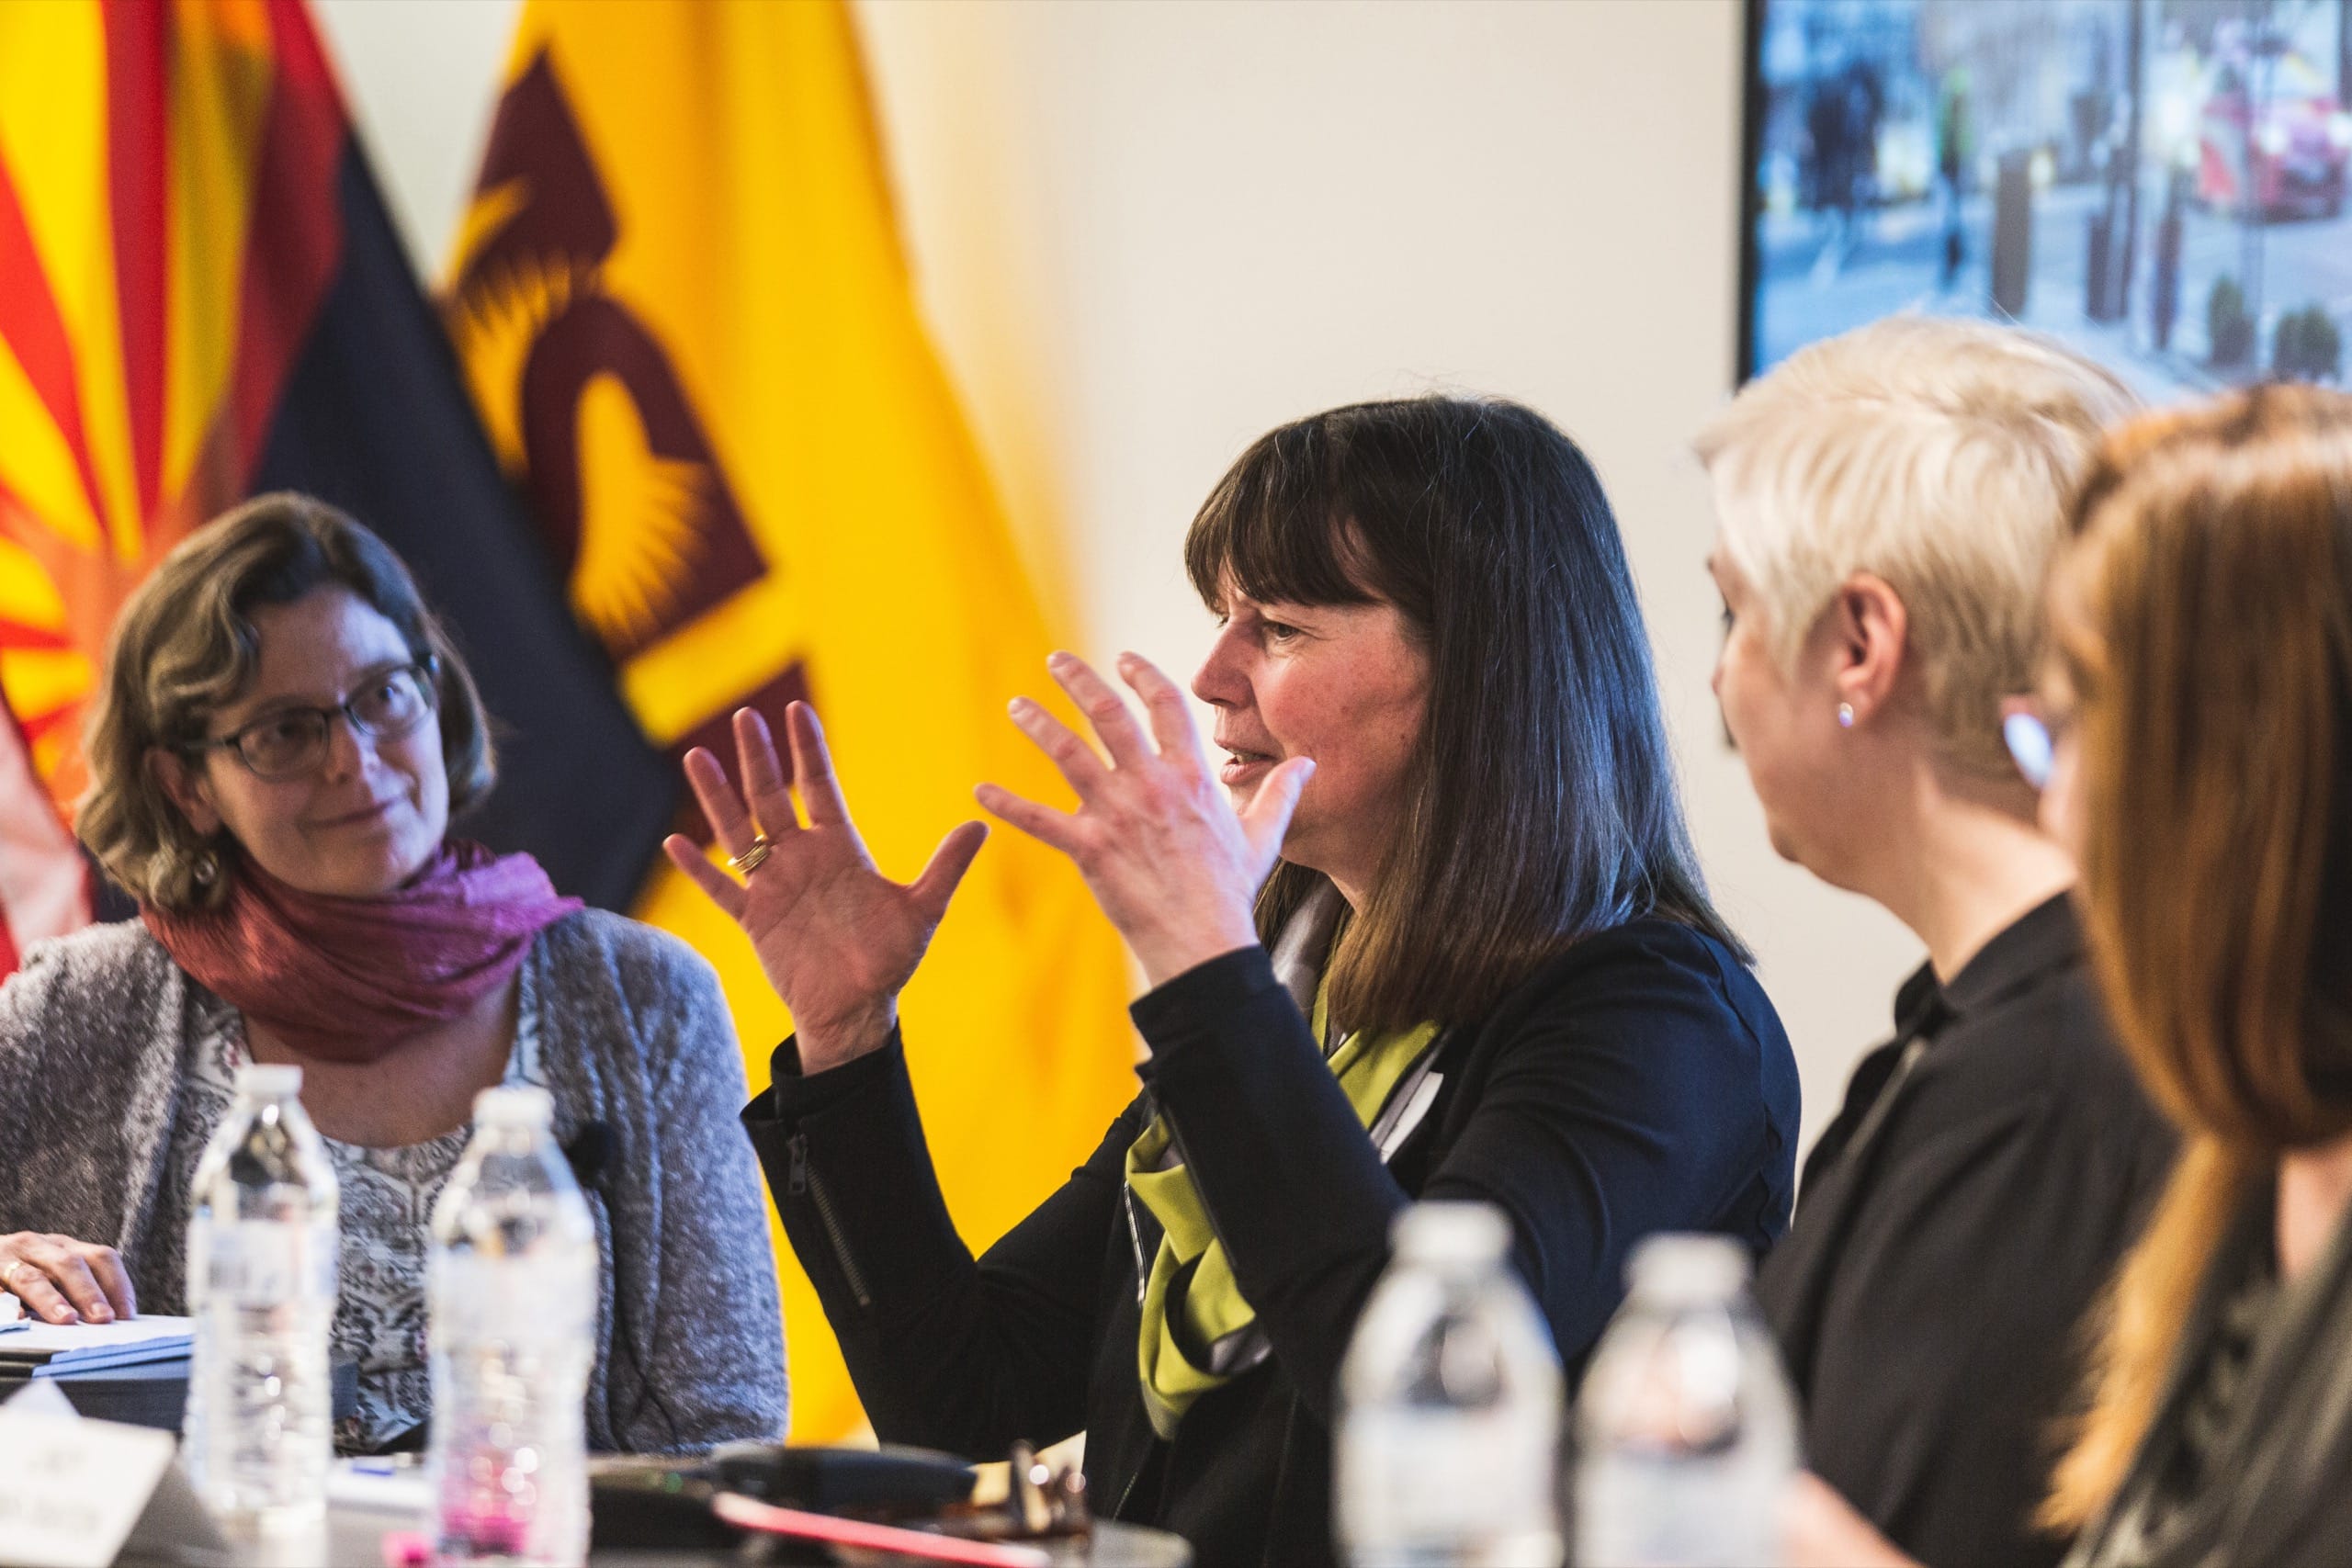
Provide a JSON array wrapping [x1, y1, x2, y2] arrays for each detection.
[[0, 1404, 177, 1568]]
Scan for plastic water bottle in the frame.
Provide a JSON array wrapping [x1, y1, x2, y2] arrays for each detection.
[[428, 1086, 597, 1565], [183, 1063, 340, 1548], [1335, 1201, 1564, 1567], [1572, 1234, 1798, 1568]]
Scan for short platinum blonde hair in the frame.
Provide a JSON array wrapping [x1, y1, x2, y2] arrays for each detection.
[[1696, 316, 2138, 776]]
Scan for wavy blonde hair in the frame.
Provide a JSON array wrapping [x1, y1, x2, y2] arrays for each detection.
[[2043, 386, 2352, 1529]]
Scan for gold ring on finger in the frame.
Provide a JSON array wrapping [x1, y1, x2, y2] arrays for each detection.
[[727, 833, 775, 876], [1, 1259, 35, 1291]]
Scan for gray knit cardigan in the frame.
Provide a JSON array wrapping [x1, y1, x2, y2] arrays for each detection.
[[0, 909, 787, 1454]]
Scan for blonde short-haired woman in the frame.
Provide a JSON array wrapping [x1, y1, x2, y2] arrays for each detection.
[[1779, 380, 2352, 1568], [1700, 318, 2173, 1568]]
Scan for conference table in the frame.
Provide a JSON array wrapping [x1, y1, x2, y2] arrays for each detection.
[[119, 1497, 1193, 1567]]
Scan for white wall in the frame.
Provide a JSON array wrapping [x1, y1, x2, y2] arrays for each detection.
[[314, 0, 1919, 1156]]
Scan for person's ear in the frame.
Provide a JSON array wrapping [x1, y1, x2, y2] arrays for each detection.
[[1828, 572, 1908, 728], [147, 748, 222, 837]]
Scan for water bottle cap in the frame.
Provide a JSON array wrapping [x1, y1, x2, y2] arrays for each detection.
[[1390, 1201, 1512, 1264], [1624, 1233, 1750, 1302], [473, 1084, 555, 1127], [233, 1063, 303, 1098]]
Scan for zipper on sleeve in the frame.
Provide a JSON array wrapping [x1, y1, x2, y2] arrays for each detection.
[[786, 1132, 873, 1309], [1123, 1187, 1149, 1305]]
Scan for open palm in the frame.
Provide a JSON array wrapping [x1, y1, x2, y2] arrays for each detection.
[[663, 704, 987, 1073]]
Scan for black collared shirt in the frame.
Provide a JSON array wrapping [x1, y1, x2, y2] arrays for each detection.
[[1758, 893, 2177, 1568]]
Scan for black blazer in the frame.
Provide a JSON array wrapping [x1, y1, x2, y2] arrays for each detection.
[[741, 919, 1799, 1568], [1758, 895, 2177, 1568]]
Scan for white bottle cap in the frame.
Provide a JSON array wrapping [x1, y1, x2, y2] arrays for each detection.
[[473, 1084, 555, 1127], [1391, 1201, 1513, 1266], [1624, 1233, 1750, 1303], [233, 1063, 303, 1098]]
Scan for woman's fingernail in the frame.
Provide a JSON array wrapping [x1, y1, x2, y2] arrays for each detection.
[[88, 1304, 112, 1322], [1047, 650, 1073, 670]]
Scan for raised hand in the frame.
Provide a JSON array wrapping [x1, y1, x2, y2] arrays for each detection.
[[976, 651, 1314, 987], [663, 703, 988, 1074]]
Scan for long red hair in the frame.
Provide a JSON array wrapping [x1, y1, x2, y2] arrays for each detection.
[[2044, 386, 2352, 1527]]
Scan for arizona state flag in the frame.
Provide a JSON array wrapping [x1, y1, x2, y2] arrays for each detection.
[[0, 0, 670, 911], [0, 691, 89, 977], [448, 1, 1137, 1440]]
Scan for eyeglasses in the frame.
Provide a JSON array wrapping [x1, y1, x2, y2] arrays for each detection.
[[194, 658, 440, 780]]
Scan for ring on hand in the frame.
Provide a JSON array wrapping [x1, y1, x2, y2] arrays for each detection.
[[727, 833, 775, 877], [0, 1259, 34, 1292]]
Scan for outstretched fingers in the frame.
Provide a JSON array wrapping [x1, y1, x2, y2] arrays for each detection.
[[974, 782, 1081, 855], [663, 833, 748, 919], [910, 820, 989, 923], [1007, 696, 1110, 800], [734, 707, 801, 839], [1116, 651, 1204, 765], [1047, 652, 1154, 771], [1239, 756, 1317, 859], [682, 746, 761, 860], [786, 702, 854, 829]]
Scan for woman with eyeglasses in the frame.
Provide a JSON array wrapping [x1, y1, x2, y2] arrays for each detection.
[[1696, 318, 2175, 1568], [0, 493, 786, 1455]]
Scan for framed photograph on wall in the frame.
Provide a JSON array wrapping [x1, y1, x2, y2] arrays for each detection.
[[1740, 0, 2352, 396]]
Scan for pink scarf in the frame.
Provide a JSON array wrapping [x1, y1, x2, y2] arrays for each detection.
[[143, 841, 582, 1064]]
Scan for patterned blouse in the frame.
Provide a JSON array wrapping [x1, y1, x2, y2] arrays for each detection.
[[151, 961, 546, 1453]]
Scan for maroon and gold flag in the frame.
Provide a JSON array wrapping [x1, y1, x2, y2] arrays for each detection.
[[447, 0, 1139, 1439]]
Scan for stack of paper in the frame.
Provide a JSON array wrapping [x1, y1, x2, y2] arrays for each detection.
[[0, 1316, 192, 1379]]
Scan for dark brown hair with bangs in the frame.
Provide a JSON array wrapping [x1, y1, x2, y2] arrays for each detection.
[[1185, 395, 1741, 1034]]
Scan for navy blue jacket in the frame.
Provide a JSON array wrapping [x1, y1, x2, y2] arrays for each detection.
[[741, 919, 1800, 1568]]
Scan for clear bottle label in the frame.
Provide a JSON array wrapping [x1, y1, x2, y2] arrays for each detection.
[[431, 1251, 595, 1348], [199, 1219, 336, 1308], [1575, 1449, 1787, 1568], [1340, 1404, 1560, 1558]]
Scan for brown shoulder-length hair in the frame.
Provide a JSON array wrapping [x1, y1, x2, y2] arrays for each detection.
[[2045, 386, 2352, 1529], [75, 493, 494, 913], [1184, 395, 1742, 1035]]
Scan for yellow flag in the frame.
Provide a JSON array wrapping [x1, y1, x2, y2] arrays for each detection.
[[446, 0, 1137, 1443]]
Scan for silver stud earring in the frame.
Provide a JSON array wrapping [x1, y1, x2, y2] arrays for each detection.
[[1837, 702, 1855, 728], [191, 849, 219, 886]]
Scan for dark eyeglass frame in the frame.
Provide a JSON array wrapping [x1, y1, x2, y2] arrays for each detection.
[[190, 655, 442, 780]]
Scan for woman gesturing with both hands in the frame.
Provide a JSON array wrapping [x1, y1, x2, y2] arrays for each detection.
[[980, 649, 1314, 988], [663, 703, 987, 1077], [704, 396, 1800, 1568], [665, 655, 1310, 1054]]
